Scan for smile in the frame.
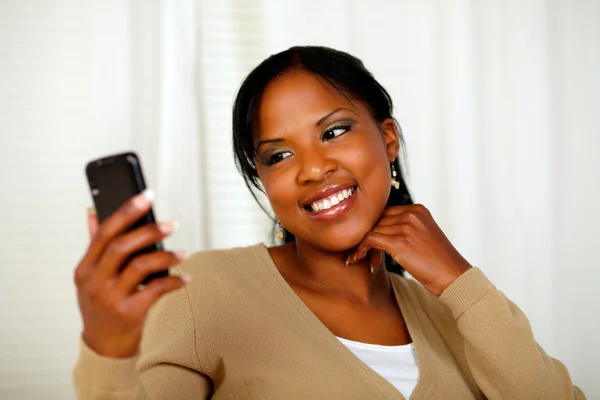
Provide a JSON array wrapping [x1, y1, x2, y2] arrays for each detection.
[[308, 187, 356, 212], [302, 184, 358, 223]]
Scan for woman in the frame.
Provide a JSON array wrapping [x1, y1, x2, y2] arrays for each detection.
[[73, 47, 586, 399]]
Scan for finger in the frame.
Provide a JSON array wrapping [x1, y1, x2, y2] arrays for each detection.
[[94, 221, 178, 281], [373, 208, 414, 228], [371, 224, 412, 236], [375, 214, 407, 227], [377, 207, 430, 229], [87, 207, 99, 238], [126, 276, 189, 319], [380, 204, 430, 218], [350, 232, 398, 263], [368, 249, 384, 271], [74, 208, 101, 286], [349, 225, 407, 265], [380, 205, 412, 217], [114, 250, 187, 295], [81, 189, 155, 266]]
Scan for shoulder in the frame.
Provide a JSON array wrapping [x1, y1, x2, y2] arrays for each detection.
[[389, 272, 435, 304], [176, 242, 268, 283], [147, 243, 268, 318], [171, 242, 275, 315], [141, 243, 276, 374]]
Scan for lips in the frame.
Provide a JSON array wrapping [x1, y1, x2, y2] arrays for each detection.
[[301, 183, 356, 210], [301, 183, 358, 222], [306, 187, 355, 212]]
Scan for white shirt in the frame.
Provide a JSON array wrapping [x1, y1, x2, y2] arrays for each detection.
[[337, 337, 419, 399]]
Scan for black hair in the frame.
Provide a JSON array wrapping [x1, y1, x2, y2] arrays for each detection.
[[232, 46, 413, 275]]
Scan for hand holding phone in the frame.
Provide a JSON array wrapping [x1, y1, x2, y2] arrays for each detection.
[[86, 152, 168, 283], [74, 153, 189, 358]]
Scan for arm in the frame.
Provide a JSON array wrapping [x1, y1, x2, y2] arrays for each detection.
[[72, 193, 211, 399], [73, 339, 146, 400], [440, 268, 586, 400], [73, 277, 212, 400], [348, 204, 586, 399]]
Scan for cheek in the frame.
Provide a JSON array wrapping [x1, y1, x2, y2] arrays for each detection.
[[350, 132, 390, 187], [361, 160, 391, 210], [260, 168, 298, 216], [350, 135, 392, 215]]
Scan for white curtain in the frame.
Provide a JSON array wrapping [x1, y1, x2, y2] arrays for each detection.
[[0, 0, 598, 398], [129, 0, 272, 252]]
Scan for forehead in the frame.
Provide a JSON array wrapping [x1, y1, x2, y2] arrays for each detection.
[[254, 69, 364, 139]]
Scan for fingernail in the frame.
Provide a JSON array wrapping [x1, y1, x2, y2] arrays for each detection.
[[345, 254, 352, 266], [158, 221, 179, 235], [174, 249, 188, 260], [180, 273, 192, 283], [132, 189, 155, 209], [87, 207, 96, 216], [142, 189, 155, 202]]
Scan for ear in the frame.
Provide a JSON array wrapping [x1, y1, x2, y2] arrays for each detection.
[[380, 118, 400, 162]]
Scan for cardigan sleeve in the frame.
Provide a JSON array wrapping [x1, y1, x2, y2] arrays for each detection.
[[439, 267, 586, 400], [73, 276, 212, 400]]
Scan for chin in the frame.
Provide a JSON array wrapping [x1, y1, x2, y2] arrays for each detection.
[[288, 192, 387, 252], [302, 224, 370, 252]]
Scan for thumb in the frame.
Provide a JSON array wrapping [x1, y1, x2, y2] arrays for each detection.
[[87, 207, 99, 238]]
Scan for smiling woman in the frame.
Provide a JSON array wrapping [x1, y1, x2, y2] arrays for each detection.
[[72, 47, 586, 399], [233, 47, 413, 275]]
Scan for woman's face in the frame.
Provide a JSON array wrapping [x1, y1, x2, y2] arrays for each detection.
[[254, 69, 399, 252]]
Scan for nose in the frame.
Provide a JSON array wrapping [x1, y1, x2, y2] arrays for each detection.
[[297, 148, 338, 184]]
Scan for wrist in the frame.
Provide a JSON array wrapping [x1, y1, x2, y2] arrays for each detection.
[[82, 331, 140, 359], [430, 262, 472, 297]]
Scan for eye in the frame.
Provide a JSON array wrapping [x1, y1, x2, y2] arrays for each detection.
[[266, 150, 293, 166], [322, 124, 352, 141]]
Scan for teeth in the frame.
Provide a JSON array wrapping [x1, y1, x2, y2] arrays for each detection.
[[309, 187, 355, 212]]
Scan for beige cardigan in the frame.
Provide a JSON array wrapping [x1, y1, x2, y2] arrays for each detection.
[[73, 243, 586, 399]]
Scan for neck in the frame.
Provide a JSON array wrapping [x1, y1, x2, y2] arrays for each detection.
[[285, 240, 392, 305]]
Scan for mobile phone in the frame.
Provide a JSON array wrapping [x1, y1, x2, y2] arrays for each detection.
[[85, 152, 168, 284]]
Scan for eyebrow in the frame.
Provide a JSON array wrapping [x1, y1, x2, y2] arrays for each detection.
[[256, 138, 285, 150], [256, 108, 358, 150], [316, 107, 358, 126]]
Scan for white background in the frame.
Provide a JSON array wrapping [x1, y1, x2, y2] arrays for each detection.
[[0, 0, 598, 398]]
